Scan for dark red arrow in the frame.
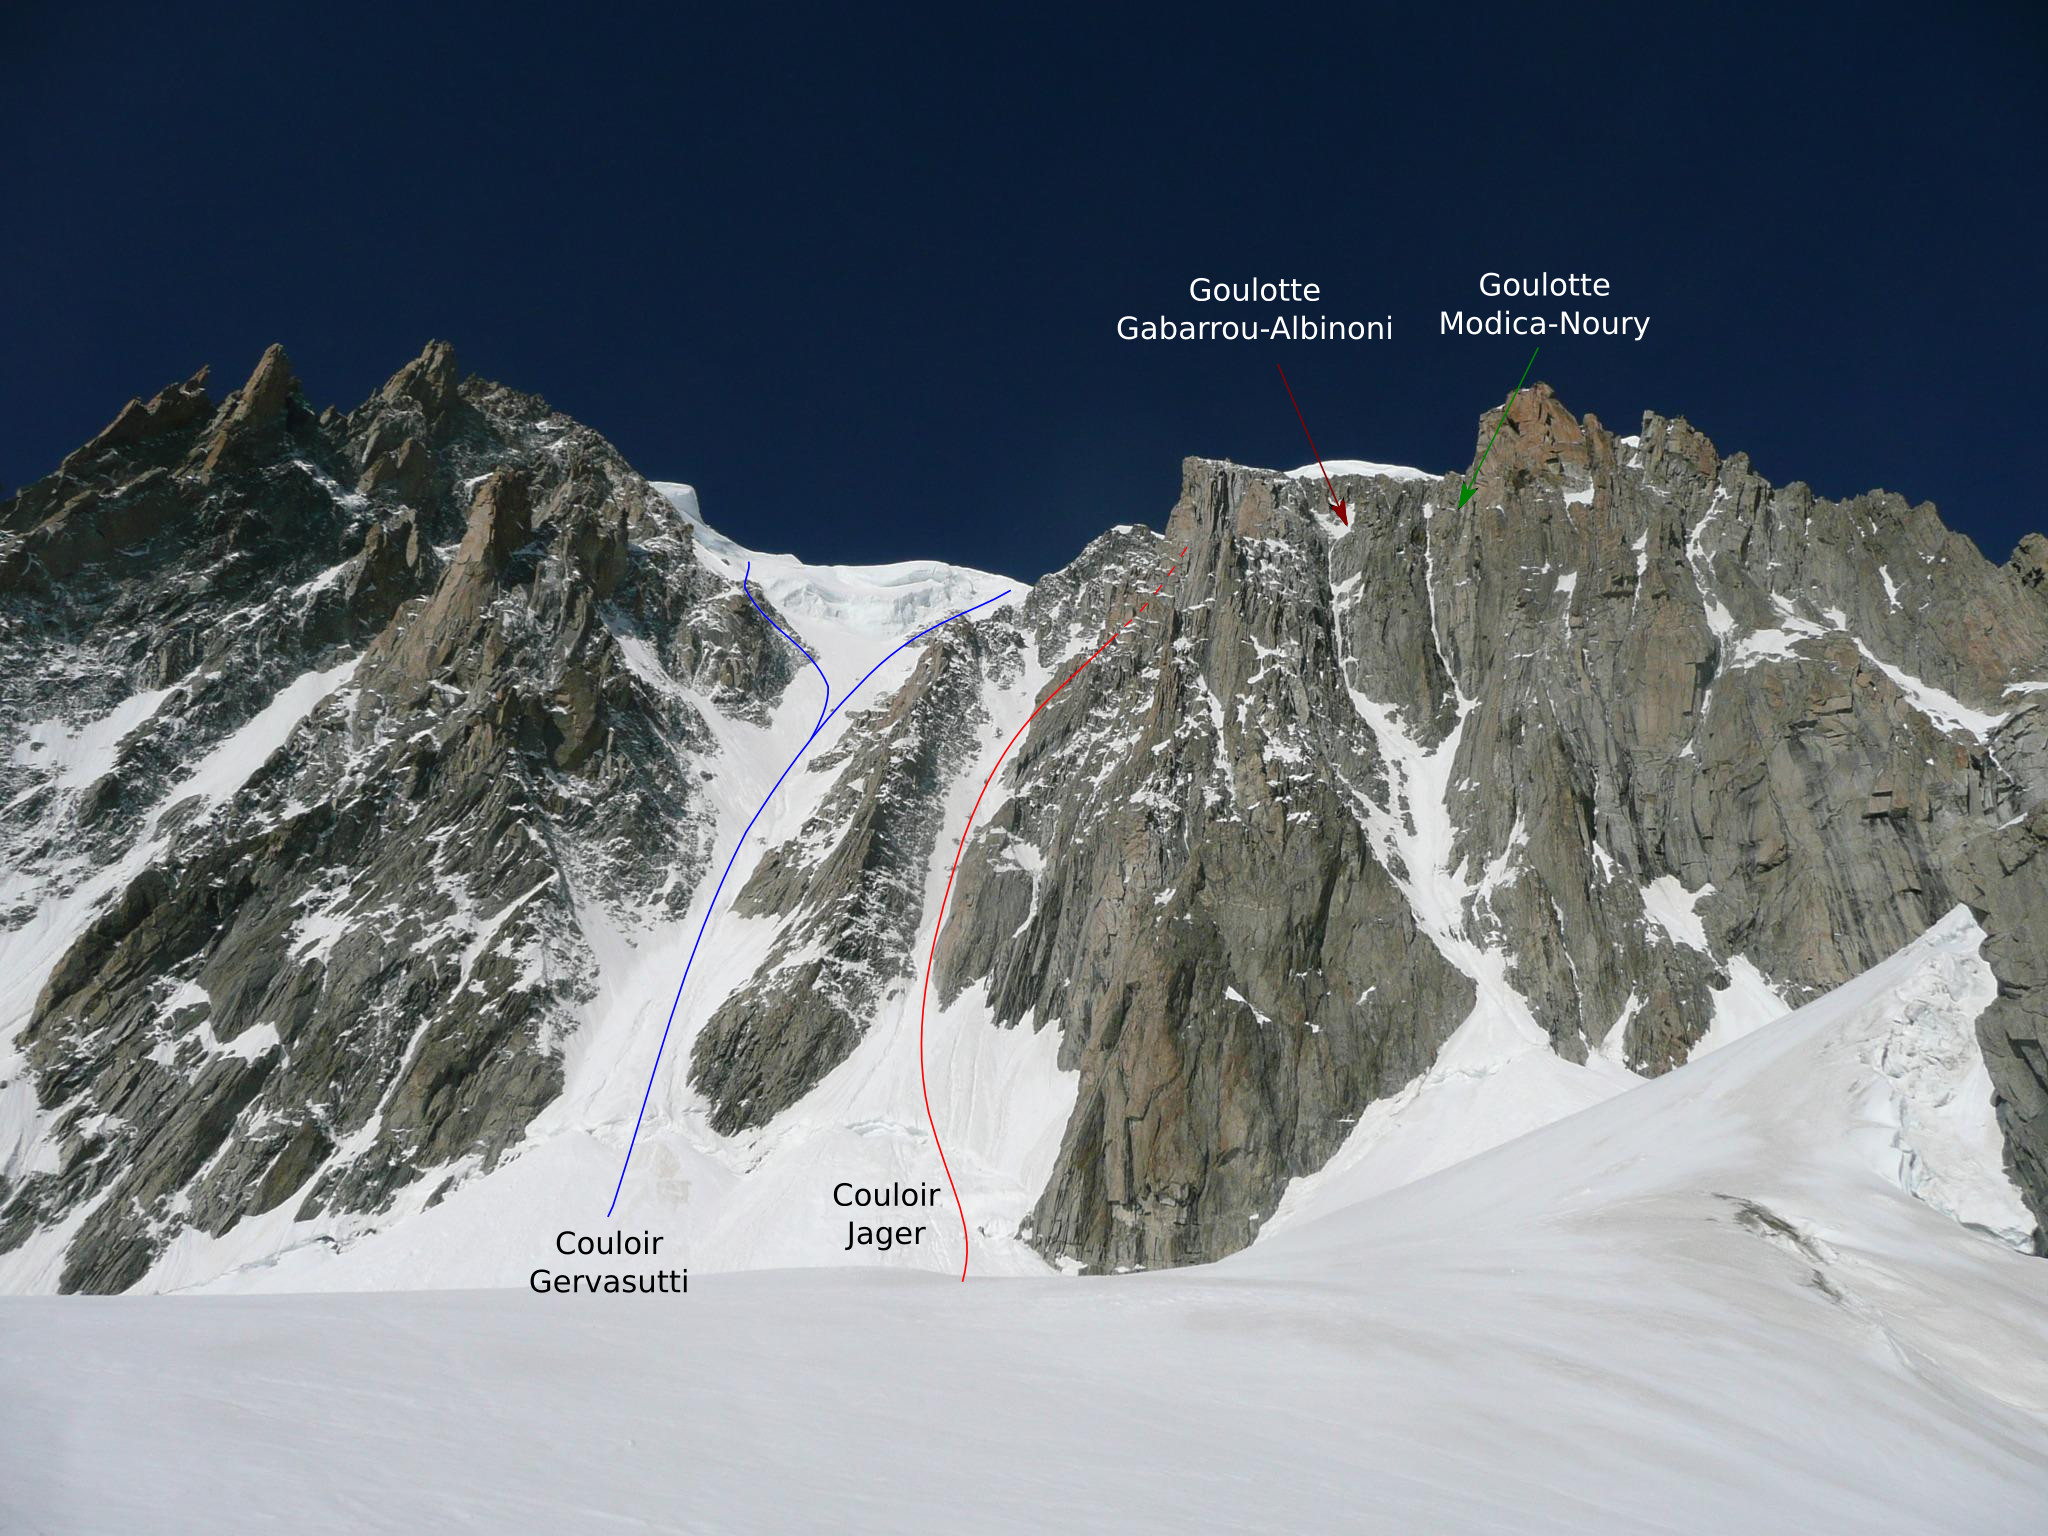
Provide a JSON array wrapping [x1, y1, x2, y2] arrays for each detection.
[[1276, 364, 1348, 526]]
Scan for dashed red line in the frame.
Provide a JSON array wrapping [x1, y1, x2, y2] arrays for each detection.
[[918, 546, 1189, 1280]]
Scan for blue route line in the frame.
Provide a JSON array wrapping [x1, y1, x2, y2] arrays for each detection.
[[606, 563, 1012, 1216]]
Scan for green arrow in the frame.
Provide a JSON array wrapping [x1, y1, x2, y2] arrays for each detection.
[[1456, 345, 1541, 510]]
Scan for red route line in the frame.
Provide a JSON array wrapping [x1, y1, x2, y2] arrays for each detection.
[[918, 545, 1190, 1280]]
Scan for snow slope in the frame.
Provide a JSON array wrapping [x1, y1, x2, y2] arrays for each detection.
[[105, 487, 1054, 1294], [8, 482, 2028, 1308], [1291, 458, 1438, 483], [6, 910, 2040, 1534], [653, 481, 1010, 636]]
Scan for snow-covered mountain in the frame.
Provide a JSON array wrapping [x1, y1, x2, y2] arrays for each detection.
[[2, 341, 2045, 1306], [8, 910, 2043, 1533]]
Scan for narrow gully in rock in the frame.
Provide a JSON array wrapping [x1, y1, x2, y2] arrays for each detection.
[[920, 545, 1190, 1278], [606, 565, 1010, 1217]]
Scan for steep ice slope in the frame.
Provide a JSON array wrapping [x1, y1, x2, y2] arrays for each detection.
[[0, 344, 1063, 1297], [15, 444, 2029, 1294], [128, 492, 1048, 1291], [651, 481, 1008, 638], [7, 912, 2041, 1535], [8, 348, 2043, 1295]]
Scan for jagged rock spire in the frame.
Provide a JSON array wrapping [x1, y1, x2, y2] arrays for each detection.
[[199, 344, 301, 474]]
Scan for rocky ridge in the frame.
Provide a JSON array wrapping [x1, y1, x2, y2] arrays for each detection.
[[2, 347, 2043, 1290], [0, 344, 794, 1289], [920, 385, 2048, 1268], [690, 623, 1015, 1132]]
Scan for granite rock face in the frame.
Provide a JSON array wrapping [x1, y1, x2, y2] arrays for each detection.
[[929, 493, 1475, 1269], [1412, 389, 2045, 1076], [1390, 390, 2042, 1071], [924, 387, 2047, 1269], [3, 352, 2043, 1289], [690, 625, 1011, 1132], [1954, 805, 2048, 1240], [0, 343, 779, 1290]]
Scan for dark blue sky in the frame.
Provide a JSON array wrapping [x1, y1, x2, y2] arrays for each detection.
[[6, 3, 2042, 581]]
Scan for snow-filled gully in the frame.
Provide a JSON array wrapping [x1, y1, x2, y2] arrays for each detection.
[[918, 543, 1189, 1278], [606, 565, 1010, 1217]]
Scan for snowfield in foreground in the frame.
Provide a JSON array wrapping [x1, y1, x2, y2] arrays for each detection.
[[5, 910, 2043, 1534]]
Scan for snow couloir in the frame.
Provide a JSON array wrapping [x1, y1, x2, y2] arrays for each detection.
[[837, 1181, 945, 1254]]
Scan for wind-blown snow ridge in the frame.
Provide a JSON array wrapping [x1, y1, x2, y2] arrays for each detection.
[[1277, 905, 2029, 1253], [652, 482, 1019, 635], [1290, 458, 1438, 483]]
